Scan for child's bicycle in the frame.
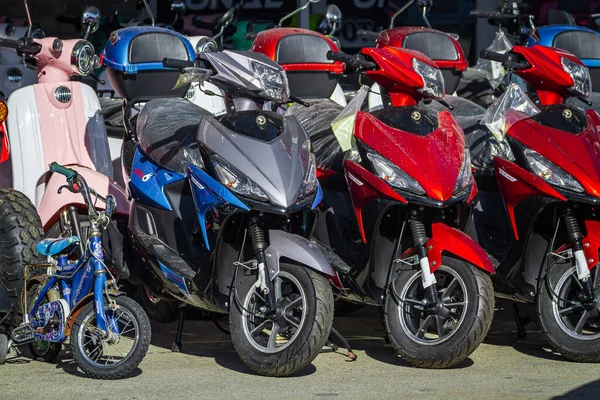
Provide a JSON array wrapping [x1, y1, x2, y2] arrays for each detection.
[[9, 162, 151, 379]]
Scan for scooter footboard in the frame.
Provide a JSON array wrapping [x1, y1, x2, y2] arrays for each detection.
[[38, 166, 128, 229], [427, 222, 495, 274], [264, 230, 335, 279]]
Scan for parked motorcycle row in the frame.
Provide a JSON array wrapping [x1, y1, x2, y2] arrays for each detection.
[[1, 0, 600, 379]]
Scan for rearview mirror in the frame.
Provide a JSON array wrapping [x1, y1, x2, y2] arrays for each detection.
[[325, 4, 342, 35], [82, 6, 101, 40]]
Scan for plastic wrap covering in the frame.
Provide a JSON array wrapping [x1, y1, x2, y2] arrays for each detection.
[[286, 99, 344, 171], [465, 125, 514, 171], [481, 83, 540, 140], [99, 97, 125, 128], [470, 31, 513, 88], [331, 86, 369, 151], [419, 95, 485, 133], [136, 98, 212, 173], [86, 111, 114, 180]]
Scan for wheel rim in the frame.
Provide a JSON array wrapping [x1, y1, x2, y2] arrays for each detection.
[[551, 266, 600, 340], [396, 265, 468, 345], [31, 338, 50, 355], [144, 286, 161, 304], [241, 271, 307, 354], [77, 303, 140, 368]]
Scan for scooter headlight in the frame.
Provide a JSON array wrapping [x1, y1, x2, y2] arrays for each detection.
[[366, 152, 425, 195], [561, 57, 592, 99], [299, 153, 318, 199], [413, 58, 445, 100], [251, 61, 290, 103], [524, 148, 584, 193], [212, 155, 269, 202], [71, 40, 95, 76], [454, 149, 472, 194]]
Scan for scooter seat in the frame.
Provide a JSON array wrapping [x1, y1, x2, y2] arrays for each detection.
[[36, 237, 79, 256], [136, 98, 212, 173]]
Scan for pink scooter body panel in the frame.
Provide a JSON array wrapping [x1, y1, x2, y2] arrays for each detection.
[[39, 166, 129, 229]]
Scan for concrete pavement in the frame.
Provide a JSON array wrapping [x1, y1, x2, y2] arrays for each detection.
[[1, 301, 599, 400]]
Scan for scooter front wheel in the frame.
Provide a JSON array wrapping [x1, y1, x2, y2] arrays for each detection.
[[384, 257, 494, 368], [229, 263, 334, 376], [538, 262, 600, 361], [70, 296, 151, 379]]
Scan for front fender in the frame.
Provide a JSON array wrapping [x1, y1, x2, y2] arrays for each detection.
[[38, 166, 129, 229], [265, 230, 335, 278], [427, 222, 495, 274]]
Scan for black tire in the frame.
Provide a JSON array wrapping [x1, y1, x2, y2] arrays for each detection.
[[136, 285, 180, 323], [384, 257, 494, 368], [70, 296, 151, 379], [0, 333, 8, 365], [538, 262, 600, 362], [0, 188, 43, 326], [28, 340, 62, 362], [230, 263, 334, 376]]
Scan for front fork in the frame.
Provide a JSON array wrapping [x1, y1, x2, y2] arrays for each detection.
[[249, 218, 277, 311], [563, 210, 594, 300], [408, 214, 438, 302], [90, 222, 110, 334]]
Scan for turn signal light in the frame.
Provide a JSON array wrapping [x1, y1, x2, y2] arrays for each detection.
[[0, 101, 8, 124]]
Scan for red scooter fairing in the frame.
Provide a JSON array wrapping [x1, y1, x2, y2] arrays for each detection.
[[494, 158, 566, 240], [507, 109, 600, 197], [511, 45, 586, 105], [582, 220, 600, 271], [427, 222, 495, 274], [354, 110, 466, 202]]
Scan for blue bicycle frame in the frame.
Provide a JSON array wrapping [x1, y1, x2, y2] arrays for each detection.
[[28, 231, 109, 338]]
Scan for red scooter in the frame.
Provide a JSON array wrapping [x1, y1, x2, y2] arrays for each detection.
[[471, 44, 600, 361], [311, 46, 495, 368]]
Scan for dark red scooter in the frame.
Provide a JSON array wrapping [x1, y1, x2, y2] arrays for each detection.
[[471, 44, 600, 361], [311, 46, 495, 368]]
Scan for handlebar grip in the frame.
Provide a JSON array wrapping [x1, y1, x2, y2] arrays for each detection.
[[470, 10, 517, 20], [357, 30, 380, 40], [326, 50, 356, 64], [162, 58, 194, 69], [0, 37, 21, 50], [49, 162, 76, 179], [480, 49, 510, 62], [0, 37, 41, 54], [506, 61, 530, 70]]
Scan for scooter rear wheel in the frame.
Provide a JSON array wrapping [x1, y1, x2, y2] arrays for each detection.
[[384, 256, 494, 368], [538, 262, 600, 361]]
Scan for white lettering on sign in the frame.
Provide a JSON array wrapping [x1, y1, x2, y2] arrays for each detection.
[[186, 0, 283, 11]]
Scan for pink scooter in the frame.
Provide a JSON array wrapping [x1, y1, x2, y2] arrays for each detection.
[[0, 7, 128, 250], [0, 7, 129, 230]]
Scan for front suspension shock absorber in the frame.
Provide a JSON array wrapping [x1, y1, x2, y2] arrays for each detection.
[[249, 218, 276, 310], [408, 213, 437, 295], [563, 210, 593, 297]]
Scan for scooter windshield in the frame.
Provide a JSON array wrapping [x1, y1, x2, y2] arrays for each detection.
[[197, 112, 312, 208]]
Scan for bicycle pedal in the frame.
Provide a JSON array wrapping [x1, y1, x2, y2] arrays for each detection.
[[11, 324, 35, 345]]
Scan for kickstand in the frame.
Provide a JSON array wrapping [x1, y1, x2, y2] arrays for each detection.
[[172, 306, 187, 352], [327, 327, 357, 361], [512, 303, 532, 339]]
